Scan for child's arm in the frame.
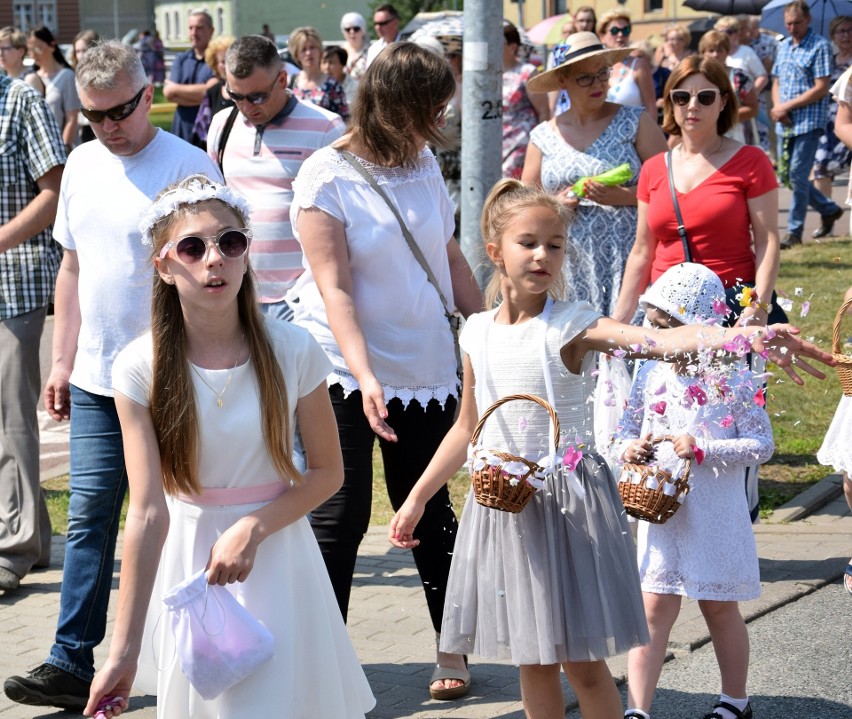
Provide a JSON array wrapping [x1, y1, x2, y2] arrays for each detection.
[[608, 363, 654, 465], [389, 354, 479, 549], [85, 393, 170, 717], [204, 383, 343, 586], [563, 316, 833, 386]]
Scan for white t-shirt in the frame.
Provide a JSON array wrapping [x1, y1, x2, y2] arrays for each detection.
[[112, 319, 332, 488], [288, 145, 458, 408], [727, 45, 767, 85], [53, 129, 221, 396]]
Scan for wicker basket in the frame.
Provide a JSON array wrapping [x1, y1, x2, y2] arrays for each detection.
[[469, 394, 560, 514], [832, 296, 852, 397], [617, 436, 691, 524]]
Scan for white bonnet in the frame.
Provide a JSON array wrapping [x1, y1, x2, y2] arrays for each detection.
[[340, 12, 367, 32], [638, 263, 727, 326]]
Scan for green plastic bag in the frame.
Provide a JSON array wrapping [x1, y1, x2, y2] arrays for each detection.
[[571, 163, 633, 198]]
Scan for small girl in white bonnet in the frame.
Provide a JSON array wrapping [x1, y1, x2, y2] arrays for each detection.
[[611, 262, 774, 719]]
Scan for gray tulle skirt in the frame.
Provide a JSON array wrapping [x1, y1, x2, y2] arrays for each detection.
[[440, 453, 649, 665]]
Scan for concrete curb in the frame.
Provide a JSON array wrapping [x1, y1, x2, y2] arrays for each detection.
[[768, 471, 844, 523]]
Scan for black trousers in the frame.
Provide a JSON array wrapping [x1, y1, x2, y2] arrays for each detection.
[[311, 384, 459, 631]]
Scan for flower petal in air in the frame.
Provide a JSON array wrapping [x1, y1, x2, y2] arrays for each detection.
[[650, 401, 667, 415]]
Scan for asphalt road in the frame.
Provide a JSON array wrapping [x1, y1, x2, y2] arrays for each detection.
[[568, 579, 852, 718]]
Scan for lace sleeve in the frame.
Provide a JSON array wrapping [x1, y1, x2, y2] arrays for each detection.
[[608, 362, 650, 465], [700, 376, 775, 469]]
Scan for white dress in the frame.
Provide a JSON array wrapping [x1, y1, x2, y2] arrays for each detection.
[[817, 395, 852, 475], [111, 320, 375, 718], [440, 301, 649, 665], [611, 361, 775, 601]]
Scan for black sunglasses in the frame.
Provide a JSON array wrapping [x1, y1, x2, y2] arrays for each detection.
[[158, 228, 252, 264], [374, 17, 396, 27], [344, 26, 362, 33], [670, 89, 721, 107], [609, 25, 631, 36], [226, 74, 280, 105], [80, 86, 146, 124]]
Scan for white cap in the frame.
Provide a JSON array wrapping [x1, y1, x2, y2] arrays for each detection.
[[340, 12, 367, 33], [638, 263, 727, 326]]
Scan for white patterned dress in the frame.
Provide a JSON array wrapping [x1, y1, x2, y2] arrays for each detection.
[[611, 361, 775, 601], [529, 105, 643, 317]]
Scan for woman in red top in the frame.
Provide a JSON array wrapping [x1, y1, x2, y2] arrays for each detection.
[[613, 56, 783, 327]]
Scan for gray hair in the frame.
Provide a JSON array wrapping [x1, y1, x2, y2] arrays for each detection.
[[189, 8, 213, 27], [225, 35, 280, 79], [76, 40, 147, 92]]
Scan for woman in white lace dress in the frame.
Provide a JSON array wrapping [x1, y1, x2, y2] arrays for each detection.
[[288, 43, 482, 700], [610, 263, 774, 719], [522, 32, 666, 317]]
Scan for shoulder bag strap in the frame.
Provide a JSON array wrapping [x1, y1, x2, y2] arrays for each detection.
[[337, 149, 462, 378], [216, 105, 240, 175], [665, 150, 693, 263]]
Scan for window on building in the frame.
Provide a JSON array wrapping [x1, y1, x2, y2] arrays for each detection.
[[13, 1, 34, 30], [646, 0, 664, 10], [165, 12, 171, 40], [216, 8, 224, 35], [38, 0, 56, 29], [173, 11, 179, 40]]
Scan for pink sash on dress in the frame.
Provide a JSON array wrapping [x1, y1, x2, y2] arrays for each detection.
[[177, 480, 289, 506]]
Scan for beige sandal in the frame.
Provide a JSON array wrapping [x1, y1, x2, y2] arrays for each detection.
[[429, 663, 471, 700]]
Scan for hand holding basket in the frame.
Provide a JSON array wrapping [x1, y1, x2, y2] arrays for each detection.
[[469, 394, 560, 514], [617, 436, 691, 524]]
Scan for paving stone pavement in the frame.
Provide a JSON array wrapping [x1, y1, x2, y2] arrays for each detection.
[[1, 473, 850, 718]]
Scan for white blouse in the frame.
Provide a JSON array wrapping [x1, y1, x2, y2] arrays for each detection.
[[289, 145, 458, 408]]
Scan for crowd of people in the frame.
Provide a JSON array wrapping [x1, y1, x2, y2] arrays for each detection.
[[0, 3, 849, 719]]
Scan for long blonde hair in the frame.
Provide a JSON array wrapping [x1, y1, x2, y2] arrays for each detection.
[[481, 179, 571, 309], [147, 177, 299, 495]]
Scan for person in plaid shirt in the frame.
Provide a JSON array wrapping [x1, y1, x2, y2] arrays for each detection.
[[771, 0, 845, 247], [0, 75, 65, 593]]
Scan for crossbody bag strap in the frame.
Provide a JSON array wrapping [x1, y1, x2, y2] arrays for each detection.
[[216, 106, 240, 175], [665, 150, 693, 264], [337, 149, 462, 377]]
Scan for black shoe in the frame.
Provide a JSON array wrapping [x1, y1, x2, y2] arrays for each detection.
[[3, 663, 91, 710], [813, 206, 844, 238], [703, 700, 752, 719], [780, 232, 802, 249]]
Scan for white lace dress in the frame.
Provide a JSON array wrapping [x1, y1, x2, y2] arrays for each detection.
[[817, 395, 852, 475], [440, 301, 649, 665], [528, 105, 643, 317], [288, 145, 459, 408], [610, 361, 775, 601]]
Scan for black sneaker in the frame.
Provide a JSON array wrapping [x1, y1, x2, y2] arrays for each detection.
[[780, 232, 802, 249], [813, 206, 844, 238], [3, 663, 91, 710]]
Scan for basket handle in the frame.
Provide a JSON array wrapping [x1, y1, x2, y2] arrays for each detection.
[[832, 296, 852, 355], [650, 435, 692, 478], [470, 393, 560, 450]]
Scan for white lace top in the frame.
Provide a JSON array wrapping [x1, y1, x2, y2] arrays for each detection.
[[288, 145, 458, 408], [609, 360, 774, 600]]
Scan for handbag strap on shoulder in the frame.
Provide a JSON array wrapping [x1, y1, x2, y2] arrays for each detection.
[[666, 150, 693, 264]]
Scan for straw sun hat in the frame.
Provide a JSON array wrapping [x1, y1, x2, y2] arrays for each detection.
[[527, 31, 631, 94]]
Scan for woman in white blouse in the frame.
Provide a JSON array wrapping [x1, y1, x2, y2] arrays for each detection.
[[289, 42, 482, 700]]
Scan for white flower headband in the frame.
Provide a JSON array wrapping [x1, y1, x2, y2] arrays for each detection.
[[138, 176, 253, 247]]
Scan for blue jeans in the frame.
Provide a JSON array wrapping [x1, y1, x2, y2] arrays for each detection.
[[48, 386, 127, 681], [787, 128, 841, 237]]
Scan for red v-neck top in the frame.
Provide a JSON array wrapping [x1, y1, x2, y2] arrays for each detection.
[[637, 145, 778, 287]]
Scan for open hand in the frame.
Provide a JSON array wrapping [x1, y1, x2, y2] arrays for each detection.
[[756, 324, 834, 385]]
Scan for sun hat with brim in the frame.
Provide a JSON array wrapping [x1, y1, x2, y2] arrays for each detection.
[[638, 263, 727, 326], [527, 31, 631, 94]]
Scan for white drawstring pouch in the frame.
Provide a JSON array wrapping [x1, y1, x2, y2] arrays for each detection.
[[162, 568, 275, 700]]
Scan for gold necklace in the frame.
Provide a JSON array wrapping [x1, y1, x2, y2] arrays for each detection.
[[189, 335, 245, 408]]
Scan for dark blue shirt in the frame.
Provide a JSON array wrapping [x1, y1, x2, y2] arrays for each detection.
[[169, 49, 214, 143]]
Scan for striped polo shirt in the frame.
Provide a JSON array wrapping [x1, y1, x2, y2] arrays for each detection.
[[208, 98, 345, 303]]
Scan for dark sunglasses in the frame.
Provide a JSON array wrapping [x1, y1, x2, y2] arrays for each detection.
[[344, 26, 362, 33], [159, 228, 252, 264], [80, 86, 146, 124], [609, 25, 631, 36], [670, 88, 721, 107], [374, 17, 396, 27], [226, 74, 280, 105]]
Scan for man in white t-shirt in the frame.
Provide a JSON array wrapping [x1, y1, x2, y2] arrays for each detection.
[[366, 3, 401, 67], [3, 41, 221, 712], [208, 35, 344, 321]]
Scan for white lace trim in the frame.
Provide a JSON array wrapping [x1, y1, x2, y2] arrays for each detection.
[[293, 147, 442, 210], [328, 370, 458, 410]]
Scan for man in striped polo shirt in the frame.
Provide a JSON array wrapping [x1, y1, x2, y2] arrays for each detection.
[[207, 35, 345, 320]]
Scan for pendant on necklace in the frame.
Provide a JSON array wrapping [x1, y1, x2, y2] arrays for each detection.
[[217, 398, 223, 408]]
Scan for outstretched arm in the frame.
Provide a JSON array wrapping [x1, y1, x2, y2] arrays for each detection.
[[389, 354, 478, 549]]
